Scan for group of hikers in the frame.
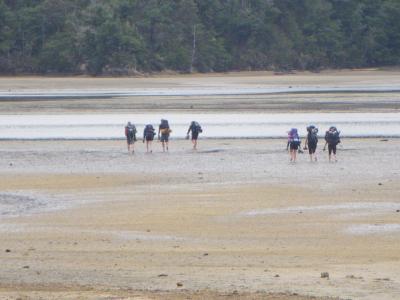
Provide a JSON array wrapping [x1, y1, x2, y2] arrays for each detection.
[[124, 119, 202, 154], [125, 119, 341, 162], [286, 125, 341, 163]]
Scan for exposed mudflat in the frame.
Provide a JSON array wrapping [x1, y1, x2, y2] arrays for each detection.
[[0, 71, 399, 300], [0, 138, 399, 300]]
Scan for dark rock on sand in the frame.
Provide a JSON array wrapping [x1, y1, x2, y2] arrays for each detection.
[[321, 272, 329, 279]]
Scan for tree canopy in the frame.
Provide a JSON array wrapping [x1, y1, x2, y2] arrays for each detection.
[[0, 0, 399, 75]]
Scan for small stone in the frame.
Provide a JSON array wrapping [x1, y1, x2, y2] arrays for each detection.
[[176, 282, 183, 287], [22, 265, 30, 269], [158, 273, 168, 277], [9, 162, 13, 166], [5, 249, 11, 253], [203, 253, 208, 256], [321, 272, 329, 279], [396, 210, 400, 213], [274, 274, 280, 277], [378, 183, 383, 186]]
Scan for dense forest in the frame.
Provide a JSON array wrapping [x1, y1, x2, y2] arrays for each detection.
[[0, 0, 400, 75]]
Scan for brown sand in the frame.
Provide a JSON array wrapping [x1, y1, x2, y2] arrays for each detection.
[[0, 69, 400, 113], [0, 138, 399, 300], [1, 71, 399, 299]]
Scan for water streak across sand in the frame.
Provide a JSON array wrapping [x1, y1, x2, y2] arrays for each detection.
[[1, 86, 400, 99], [242, 202, 400, 216], [1, 112, 400, 139]]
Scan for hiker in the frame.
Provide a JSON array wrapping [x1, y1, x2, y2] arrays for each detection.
[[323, 126, 341, 162], [304, 125, 318, 162], [286, 128, 301, 162], [158, 119, 171, 152], [124, 121, 137, 154], [143, 124, 156, 153], [186, 121, 202, 150]]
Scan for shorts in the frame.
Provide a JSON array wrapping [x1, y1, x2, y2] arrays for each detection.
[[126, 135, 135, 145], [160, 134, 169, 142], [328, 144, 337, 155], [289, 141, 299, 150], [145, 135, 154, 142], [308, 143, 317, 154], [191, 131, 199, 140]]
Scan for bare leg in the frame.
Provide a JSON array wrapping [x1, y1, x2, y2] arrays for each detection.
[[161, 141, 165, 152], [290, 149, 296, 162], [166, 142, 169, 151]]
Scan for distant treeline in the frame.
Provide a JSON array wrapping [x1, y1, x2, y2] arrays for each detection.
[[0, 0, 400, 75]]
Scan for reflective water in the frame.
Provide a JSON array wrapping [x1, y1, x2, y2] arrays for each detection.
[[1, 113, 399, 139]]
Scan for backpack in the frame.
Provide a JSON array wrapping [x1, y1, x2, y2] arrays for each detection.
[[325, 129, 340, 145], [308, 129, 318, 145], [160, 119, 169, 129], [160, 119, 171, 135], [193, 122, 202, 133], [144, 124, 155, 137], [292, 135, 301, 146], [125, 124, 136, 138], [289, 129, 300, 146]]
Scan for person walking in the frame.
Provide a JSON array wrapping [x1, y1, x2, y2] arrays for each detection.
[[286, 128, 301, 162], [143, 124, 156, 153], [186, 121, 202, 150], [304, 125, 318, 162], [124, 121, 137, 154], [323, 126, 341, 162], [158, 119, 171, 152]]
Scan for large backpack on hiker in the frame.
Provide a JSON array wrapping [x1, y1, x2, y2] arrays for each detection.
[[144, 124, 156, 138], [307, 126, 318, 145], [325, 128, 340, 145], [160, 119, 171, 135], [193, 121, 202, 133], [125, 124, 137, 140], [160, 119, 169, 129]]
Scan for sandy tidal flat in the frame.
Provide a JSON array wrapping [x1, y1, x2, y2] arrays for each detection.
[[0, 138, 399, 299]]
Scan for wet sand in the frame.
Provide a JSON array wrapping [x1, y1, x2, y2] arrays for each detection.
[[0, 138, 399, 300], [1, 71, 400, 299], [0, 69, 400, 113]]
